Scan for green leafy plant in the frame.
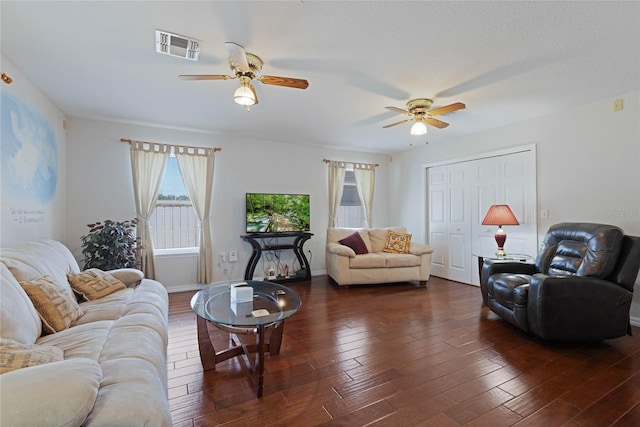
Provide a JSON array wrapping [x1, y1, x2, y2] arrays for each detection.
[[80, 219, 140, 270]]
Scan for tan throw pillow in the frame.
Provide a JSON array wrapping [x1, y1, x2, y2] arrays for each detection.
[[0, 337, 64, 374], [20, 276, 84, 334], [67, 269, 127, 301], [383, 230, 412, 254]]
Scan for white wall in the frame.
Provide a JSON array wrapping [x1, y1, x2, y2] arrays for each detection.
[[0, 56, 67, 246], [389, 90, 640, 322], [64, 117, 389, 291]]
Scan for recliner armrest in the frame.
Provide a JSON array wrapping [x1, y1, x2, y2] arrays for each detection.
[[481, 260, 537, 287], [326, 243, 356, 258]]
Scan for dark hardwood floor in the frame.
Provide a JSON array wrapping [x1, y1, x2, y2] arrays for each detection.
[[167, 276, 640, 426]]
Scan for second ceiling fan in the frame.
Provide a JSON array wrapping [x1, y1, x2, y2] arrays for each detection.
[[179, 42, 309, 107], [384, 98, 465, 135]]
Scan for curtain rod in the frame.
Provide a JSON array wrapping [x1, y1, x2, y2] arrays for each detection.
[[120, 138, 221, 152], [323, 159, 378, 167]]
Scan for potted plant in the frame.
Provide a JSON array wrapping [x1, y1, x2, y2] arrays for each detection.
[[80, 218, 140, 270]]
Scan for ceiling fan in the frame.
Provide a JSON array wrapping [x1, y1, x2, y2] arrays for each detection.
[[179, 42, 309, 108], [383, 98, 465, 135]]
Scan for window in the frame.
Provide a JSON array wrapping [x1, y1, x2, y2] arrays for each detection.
[[336, 168, 365, 227], [149, 155, 199, 250]]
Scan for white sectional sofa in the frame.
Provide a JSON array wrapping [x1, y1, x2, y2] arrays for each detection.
[[326, 227, 434, 287], [0, 240, 171, 426]]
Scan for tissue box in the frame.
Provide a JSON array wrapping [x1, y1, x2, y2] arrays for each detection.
[[230, 282, 253, 303], [231, 301, 253, 316]]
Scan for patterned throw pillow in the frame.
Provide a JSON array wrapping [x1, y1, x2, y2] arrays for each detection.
[[20, 276, 84, 334], [0, 337, 64, 374], [383, 230, 412, 254], [67, 269, 127, 301], [338, 232, 369, 255]]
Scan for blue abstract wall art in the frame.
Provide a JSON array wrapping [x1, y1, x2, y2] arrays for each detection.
[[1, 91, 58, 204]]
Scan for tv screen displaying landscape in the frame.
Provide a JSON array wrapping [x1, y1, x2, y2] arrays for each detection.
[[246, 193, 310, 233]]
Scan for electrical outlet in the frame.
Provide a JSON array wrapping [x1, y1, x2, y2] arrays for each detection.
[[229, 249, 238, 262], [218, 252, 226, 263]]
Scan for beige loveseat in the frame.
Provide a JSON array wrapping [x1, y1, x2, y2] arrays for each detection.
[[326, 227, 434, 287], [0, 240, 171, 426]]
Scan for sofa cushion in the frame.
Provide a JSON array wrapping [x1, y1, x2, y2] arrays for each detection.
[[384, 253, 421, 268], [0, 240, 81, 302], [350, 253, 386, 269], [68, 269, 127, 301], [0, 358, 102, 427], [339, 232, 369, 255], [369, 227, 406, 253], [37, 320, 112, 361], [1, 263, 42, 344], [384, 230, 412, 254], [21, 276, 84, 334], [0, 337, 64, 374]]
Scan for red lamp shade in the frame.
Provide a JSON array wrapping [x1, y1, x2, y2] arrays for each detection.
[[481, 205, 519, 257]]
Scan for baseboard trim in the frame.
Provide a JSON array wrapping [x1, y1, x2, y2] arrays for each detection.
[[166, 283, 205, 294], [631, 316, 640, 328]]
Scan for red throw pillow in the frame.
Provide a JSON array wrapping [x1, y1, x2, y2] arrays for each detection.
[[338, 232, 369, 255]]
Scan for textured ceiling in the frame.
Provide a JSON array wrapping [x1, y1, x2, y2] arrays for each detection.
[[2, 1, 639, 154]]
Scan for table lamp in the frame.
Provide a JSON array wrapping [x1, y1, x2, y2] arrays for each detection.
[[481, 204, 519, 257]]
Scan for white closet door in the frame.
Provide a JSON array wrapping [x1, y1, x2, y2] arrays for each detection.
[[427, 164, 472, 283], [446, 163, 472, 284], [471, 156, 501, 258], [500, 151, 536, 257], [428, 166, 448, 278]]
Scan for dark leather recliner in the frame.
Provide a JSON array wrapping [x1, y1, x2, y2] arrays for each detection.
[[480, 223, 640, 341]]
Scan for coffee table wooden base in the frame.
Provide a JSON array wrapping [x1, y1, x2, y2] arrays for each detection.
[[196, 315, 285, 397]]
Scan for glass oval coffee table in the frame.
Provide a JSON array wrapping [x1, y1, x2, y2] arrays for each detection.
[[190, 280, 301, 397]]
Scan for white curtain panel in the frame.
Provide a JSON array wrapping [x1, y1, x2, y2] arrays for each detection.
[[130, 142, 169, 279], [353, 165, 375, 228], [175, 147, 216, 284], [328, 161, 346, 228]]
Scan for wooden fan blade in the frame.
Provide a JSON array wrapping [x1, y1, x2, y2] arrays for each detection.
[[425, 117, 449, 128], [250, 84, 259, 105], [427, 102, 466, 116], [259, 75, 309, 89], [179, 74, 233, 81], [385, 106, 412, 116], [225, 42, 250, 73], [383, 119, 412, 128]]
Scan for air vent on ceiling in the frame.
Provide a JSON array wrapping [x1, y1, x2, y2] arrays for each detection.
[[155, 30, 200, 61]]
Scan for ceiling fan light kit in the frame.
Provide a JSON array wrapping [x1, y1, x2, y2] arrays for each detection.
[[234, 76, 256, 106], [234, 86, 255, 106], [410, 121, 427, 136], [384, 98, 466, 136]]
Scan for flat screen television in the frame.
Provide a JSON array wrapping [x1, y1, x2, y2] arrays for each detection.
[[245, 193, 310, 233]]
